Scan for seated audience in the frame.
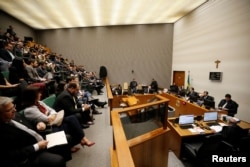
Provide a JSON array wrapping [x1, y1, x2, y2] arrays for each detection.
[[0, 70, 20, 97], [24, 58, 55, 97], [0, 96, 67, 167], [67, 76, 106, 110], [55, 81, 67, 97], [0, 57, 10, 72], [24, 58, 47, 82], [83, 71, 104, 95], [53, 82, 93, 128], [22, 86, 95, 153], [0, 41, 15, 63], [218, 94, 238, 117], [36, 61, 54, 80], [13, 41, 23, 57]]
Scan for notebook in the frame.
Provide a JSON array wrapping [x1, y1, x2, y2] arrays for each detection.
[[203, 111, 220, 126], [178, 114, 194, 129]]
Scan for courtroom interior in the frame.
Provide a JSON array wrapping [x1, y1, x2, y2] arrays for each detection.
[[0, 0, 250, 167]]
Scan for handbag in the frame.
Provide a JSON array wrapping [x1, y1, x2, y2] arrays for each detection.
[[50, 110, 64, 126]]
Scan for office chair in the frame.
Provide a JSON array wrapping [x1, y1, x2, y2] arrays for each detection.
[[136, 84, 143, 94], [122, 82, 129, 95], [182, 133, 225, 167], [1, 71, 10, 81], [239, 136, 250, 156], [221, 125, 246, 147]]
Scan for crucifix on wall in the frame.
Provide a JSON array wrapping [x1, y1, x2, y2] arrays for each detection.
[[214, 59, 221, 69]]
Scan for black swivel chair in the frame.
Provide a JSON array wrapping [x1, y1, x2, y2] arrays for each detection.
[[220, 125, 247, 149], [239, 136, 250, 157], [182, 133, 226, 167]]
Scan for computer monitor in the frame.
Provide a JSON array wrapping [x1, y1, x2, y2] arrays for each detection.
[[179, 114, 194, 125], [203, 111, 218, 122]]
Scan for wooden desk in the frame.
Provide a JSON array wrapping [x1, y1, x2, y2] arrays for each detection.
[[168, 117, 250, 158], [236, 120, 250, 129], [167, 118, 214, 158]]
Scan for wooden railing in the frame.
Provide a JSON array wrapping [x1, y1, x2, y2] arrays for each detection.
[[111, 94, 170, 167], [104, 77, 114, 108]]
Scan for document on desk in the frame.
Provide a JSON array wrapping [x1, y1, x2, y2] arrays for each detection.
[[188, 127, 205, 134], [210, 126, 222, 132], [46, 131, 68, 148]]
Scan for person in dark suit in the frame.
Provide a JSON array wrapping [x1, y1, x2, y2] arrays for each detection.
[[0, 42, 15, 62], [0, 96, 66, 167], [130, 78, 138, 94], [218, 94, 238, 117], [53, 82, 93, 128], [187, 87, 199, 102], [169, 83, 178, 94], [149, 78, 158, 93], [197, 91, 214, 106], [9, 57, 30, 84]]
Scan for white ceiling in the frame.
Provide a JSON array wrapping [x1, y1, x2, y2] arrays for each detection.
[[0, 0, 207, 30]]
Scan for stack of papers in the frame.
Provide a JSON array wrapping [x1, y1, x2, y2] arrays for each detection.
[[188, 127, 205, 134], [210, 126, 222, 132], [46, 131, 68, 148]]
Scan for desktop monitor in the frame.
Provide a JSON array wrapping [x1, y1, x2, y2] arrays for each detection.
[[203, 111, 218, 122], [178, 114, 194, 125]]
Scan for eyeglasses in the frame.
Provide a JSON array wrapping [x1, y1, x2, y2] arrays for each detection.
[[5, 104, 16, 113]]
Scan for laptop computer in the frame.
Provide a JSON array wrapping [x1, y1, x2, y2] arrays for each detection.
[[178, 114, 194, 129], [203, 111, 220, 126]]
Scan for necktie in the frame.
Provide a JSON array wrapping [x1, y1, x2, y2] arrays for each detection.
[[222, 102, 227, 108], [7, 50, 15, 60], [10, 120, 44, 142], [73, 97, 77, 109], [36, 102, 47, 114]]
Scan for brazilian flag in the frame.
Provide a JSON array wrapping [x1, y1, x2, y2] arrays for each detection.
[[186, 72, 190, 94]]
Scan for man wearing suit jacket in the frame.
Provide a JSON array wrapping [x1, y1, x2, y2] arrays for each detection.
[[0, 96, 67, 167], [197, 91, 214, 106], [53, 82, 92, 128], [218, 94, 238, 117], [0, 42, 15, 62]]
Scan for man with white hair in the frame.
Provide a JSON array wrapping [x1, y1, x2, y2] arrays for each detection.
[[0, 96, 67, 167]]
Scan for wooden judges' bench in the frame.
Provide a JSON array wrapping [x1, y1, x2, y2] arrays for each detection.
[[161, 93, 250, 158], [160, 93, 211, 116]]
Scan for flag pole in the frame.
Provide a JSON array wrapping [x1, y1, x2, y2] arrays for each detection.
[[186, 71, 190, 94]]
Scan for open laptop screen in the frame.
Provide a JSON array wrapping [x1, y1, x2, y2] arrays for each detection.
[[203, 111, 218, 122], [178, 115, 194, 125]]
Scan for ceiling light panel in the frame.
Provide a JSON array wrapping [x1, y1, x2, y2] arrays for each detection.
[[0, 0, 207, 29]]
